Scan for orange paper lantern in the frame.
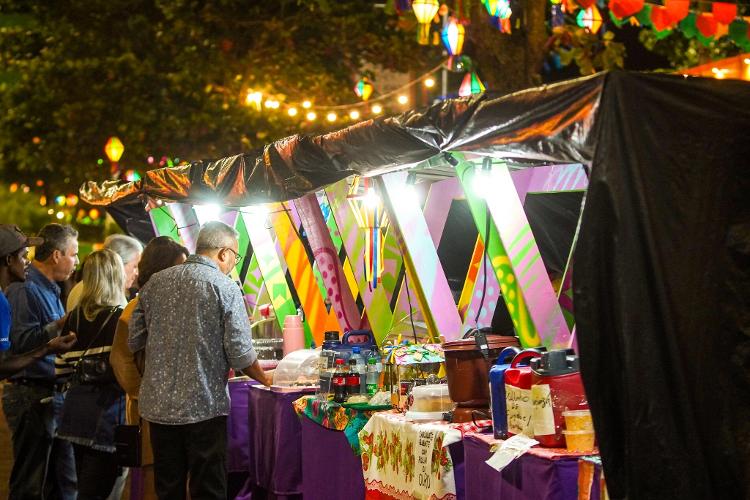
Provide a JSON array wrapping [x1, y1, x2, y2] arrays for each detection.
[[696, 12, 717, 37], [712, 2, 737, 25], [609, 0, 644, 19], [664, 0, 689, 23], [650, 6, 673, 32]]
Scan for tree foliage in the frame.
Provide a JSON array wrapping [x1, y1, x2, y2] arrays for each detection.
[[0, 0, 435, 190]]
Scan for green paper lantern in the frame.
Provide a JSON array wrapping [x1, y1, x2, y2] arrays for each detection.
[[679, 13, 698, 39], [609, 10, 628, 27], [635, 4, 652, 27], [728, 19, 749, 46], [696, 32, 714, 46]]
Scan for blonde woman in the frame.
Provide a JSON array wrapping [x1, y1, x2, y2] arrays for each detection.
[[55, 249, 126, 500]]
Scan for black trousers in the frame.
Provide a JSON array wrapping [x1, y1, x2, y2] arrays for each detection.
[[149, 416, 227, 500], [72, 444, 120, 500]]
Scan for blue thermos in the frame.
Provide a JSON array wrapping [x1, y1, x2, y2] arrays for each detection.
[[489, 346, 521, 439]]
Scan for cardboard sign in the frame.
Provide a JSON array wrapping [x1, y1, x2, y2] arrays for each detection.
[[505, 385, 533, 436], [531, 383, 555, 436]]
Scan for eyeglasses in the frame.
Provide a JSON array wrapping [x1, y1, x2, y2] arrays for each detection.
[[224, 247, 242, 264]]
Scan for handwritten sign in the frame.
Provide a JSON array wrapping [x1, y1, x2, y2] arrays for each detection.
[[531, 384, 555, 436], [416, 429, 437, 492], [505, 385, 533, 436]]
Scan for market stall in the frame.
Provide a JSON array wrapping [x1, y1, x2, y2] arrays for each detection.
[[82, 72, 750, 500]]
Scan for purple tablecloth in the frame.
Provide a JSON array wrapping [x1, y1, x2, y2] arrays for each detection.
[[300, 414, 366, 500], [228, 380, 254, 472], [464, 434, 579, 500], [247, 386, 307, 499]]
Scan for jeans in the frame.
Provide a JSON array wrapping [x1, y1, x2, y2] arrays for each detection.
[[2, 383, 77, 500], [149, 416, 228, 500]]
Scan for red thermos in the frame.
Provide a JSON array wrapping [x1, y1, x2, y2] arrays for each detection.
[[530, 349, 588, 448]]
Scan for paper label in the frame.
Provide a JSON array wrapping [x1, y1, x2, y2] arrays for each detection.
[[505, 384, 533, 436], [415, 429, 438, 493], [485, 434, 539, 472], [531, 384, 555, 435]]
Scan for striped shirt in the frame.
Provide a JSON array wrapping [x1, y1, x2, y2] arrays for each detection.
[[55, 306, 122, 382]]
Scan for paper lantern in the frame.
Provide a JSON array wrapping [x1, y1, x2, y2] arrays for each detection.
[[577, 6, 603, 33], [664, 0, 689, 23], [696, 12, 717, 38], [712, 2, 737, 25], [66, 194, 79, 207], [441, 18, 465, 56], [346, 177, 389, 289], [458, 72, 485, 97], [680, 13, 698, 38], [354, 78, 374, 101], [650, 6, 673, 32], [575, 0, 596, 8], [484, 0, 512, 19], [104, 136, 124, 163], [412, 0, 439, 45], [609, 0, 644, 19]]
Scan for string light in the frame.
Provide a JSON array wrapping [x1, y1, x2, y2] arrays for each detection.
[[302, 100, 312, 109], [326, 112, 337, 122], [424, 77, 436, 88], [287, 107, 298, 117], [306, 111, 317, 121], [372, 104, 383, 114], [245, 91, 263, 110], [349, 110, 360, 120], [397, 95, 409, 105]]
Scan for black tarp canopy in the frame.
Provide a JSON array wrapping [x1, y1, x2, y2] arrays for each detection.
[[81, 71, 750, 499]]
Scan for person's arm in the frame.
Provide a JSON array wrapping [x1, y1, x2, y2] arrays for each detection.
[[111, 301, 144, 397], [127, 297, 148, 353], [7, 284, 65, 354], [220, 284, 270, 386], [0, 333, 76, 382]]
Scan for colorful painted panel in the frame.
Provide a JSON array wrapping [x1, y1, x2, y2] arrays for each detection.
[[294, 194, 361, 333], [380, 172, 463, 342], [325, 179, 393, 343], [456, 157, 571, 349]]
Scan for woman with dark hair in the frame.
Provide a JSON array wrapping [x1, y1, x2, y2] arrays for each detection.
[[109, 236, 188, 499]]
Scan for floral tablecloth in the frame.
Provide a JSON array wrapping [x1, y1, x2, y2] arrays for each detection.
[[358, 412, 490, 500], [292, 395, 378, 454]]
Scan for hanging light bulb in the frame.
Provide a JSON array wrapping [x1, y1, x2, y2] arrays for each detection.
[[397, 95, 409, 105], [458, 72, 486, 97], [326, 112, 337, 122], [306, 111, 317, 121], [424, 77, 436, 88], [302, 100, 312, 109], [245, 91, 263, 110], [349, 110, 361, 120], [441, 18, 466, 56], [287, 107, 298, 117], [412, 0, 440, 45], [372, 104, 383, 114]]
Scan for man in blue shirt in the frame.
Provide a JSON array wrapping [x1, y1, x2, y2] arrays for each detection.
[[3, 223, 79, 500], [0, 224, 76, 381]]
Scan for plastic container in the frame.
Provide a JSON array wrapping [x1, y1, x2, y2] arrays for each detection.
[[404, 410, 448, 422], [366, 357, 380, 396], [489, 346, 521, 439], [410, 384, 453, 413], [562, 430, 596, 452], [282, 314, 305, 356], [443, 333, 519, 406], [562, 410, 594, 431], [272, 349, 320, 387]]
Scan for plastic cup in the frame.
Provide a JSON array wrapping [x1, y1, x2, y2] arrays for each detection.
[[562, 410, 593, 431], [562, 430, 595, 452]]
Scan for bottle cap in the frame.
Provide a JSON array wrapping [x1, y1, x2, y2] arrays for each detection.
[[352, 346, 360, 353], [367, 357, 376, 365], [335, 358, 345, 365]]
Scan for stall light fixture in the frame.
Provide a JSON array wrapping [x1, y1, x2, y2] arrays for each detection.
[[472, 158, 494, 199], [194, 203, 224, 223]]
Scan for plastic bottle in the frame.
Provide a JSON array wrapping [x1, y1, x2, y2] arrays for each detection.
[[366, 357, 380, 396], [349, 347, 366, 394], [346, 358, 361, 399], [332, 358, 347, 403], [282, 313, 305, 356]]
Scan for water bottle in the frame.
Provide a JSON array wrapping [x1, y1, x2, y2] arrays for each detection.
[[349, 346, 366, 394], [366, 356, 380, 397]]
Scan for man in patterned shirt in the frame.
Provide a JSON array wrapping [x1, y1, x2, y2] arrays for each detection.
[[129, 221, 271, 499]]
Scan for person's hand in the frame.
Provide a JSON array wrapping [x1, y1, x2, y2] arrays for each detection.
[[55, 315, 68, 331], [47, 333, 76, 354]]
